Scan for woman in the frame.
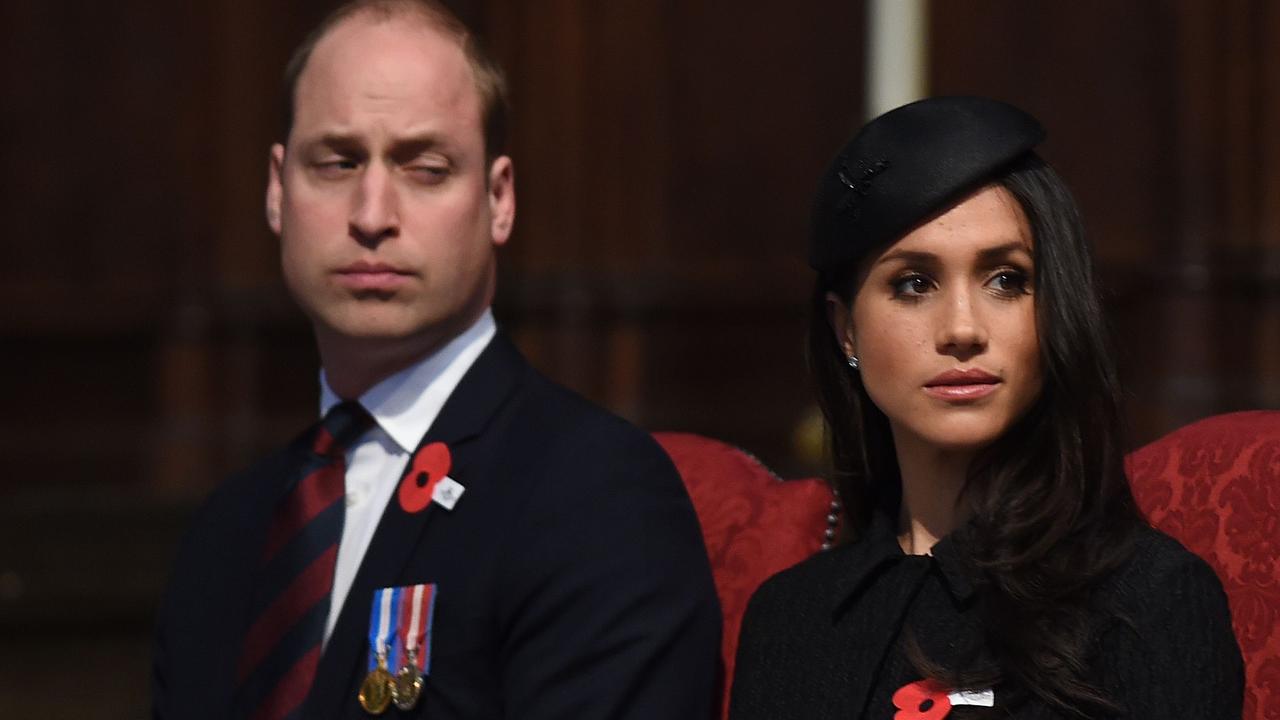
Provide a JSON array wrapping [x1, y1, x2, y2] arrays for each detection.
[[729, 97, 1243, 719]]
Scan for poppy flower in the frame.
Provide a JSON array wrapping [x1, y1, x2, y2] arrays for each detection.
[[892, 679, 952, 720], [399, 442, 452, 514]]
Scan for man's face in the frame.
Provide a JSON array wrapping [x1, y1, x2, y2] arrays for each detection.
[[267, 14, 514, 360]]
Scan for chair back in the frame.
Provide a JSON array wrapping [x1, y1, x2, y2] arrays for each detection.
[[653, 432, 832, 719], [1127, 410, 1280, 720]]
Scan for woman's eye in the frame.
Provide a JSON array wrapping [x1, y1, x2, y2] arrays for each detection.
[[891, 274, 933, 298], [989, 270, 1031, 296]]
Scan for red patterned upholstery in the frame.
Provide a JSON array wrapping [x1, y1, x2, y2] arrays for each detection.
[[652, 432, 832, 718], [1127, 410, 1280, 720]]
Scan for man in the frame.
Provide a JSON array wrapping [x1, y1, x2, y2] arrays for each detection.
[[152, 2, 720, 718]]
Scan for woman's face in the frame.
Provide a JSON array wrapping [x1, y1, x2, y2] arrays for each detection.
[[829, 184, 1043, 455]]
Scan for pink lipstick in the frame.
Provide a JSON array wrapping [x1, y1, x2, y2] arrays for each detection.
[[923, 368, 1001, 402]]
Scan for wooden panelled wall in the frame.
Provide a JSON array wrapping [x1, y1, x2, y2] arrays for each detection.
[[1, 1, 1277, 715], [931, 0, 1280, 447]]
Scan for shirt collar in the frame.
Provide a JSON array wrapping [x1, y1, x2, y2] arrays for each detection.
[[319, 309, 497, 453], [829, 507, 980, 619]]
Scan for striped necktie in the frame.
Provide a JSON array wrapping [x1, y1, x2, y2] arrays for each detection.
[[235, 400, 373, 720]]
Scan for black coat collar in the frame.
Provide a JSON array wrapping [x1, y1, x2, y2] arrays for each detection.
[[829, 509, 980, 622]]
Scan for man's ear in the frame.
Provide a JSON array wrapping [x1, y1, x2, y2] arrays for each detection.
[[487, 155, 515, 246], [825, 291, 856, 360], [266, 143, 285, 236]]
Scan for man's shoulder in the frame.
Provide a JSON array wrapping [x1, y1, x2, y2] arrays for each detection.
[[458, 332, 666, 464], [505, 363, 671, 469], [171, 437, 308, 569], [206, 437, 305, 509]]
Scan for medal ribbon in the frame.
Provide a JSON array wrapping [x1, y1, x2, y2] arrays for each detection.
[[395, 583, 437, 674], [367, 587, 402, 671]]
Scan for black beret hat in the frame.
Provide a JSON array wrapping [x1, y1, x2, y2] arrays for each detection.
[[809, 96, 1045, 272]]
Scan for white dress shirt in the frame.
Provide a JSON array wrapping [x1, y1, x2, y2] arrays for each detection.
[[318, 310, 496, 642]]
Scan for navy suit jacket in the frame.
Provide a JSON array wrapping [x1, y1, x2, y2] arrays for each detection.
[[153, 333, 721, 719]]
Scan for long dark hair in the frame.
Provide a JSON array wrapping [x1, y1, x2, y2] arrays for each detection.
[[808, 153, 1143, 716]]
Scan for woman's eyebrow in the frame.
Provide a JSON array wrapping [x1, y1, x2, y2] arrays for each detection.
[[873, 240, 1031, 270], [873, 249, 938, 268], [975, 241, 1033, 265]]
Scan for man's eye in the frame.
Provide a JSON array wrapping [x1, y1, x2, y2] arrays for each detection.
[[313, 158, 359, 177], [406, 165, 449, 184]]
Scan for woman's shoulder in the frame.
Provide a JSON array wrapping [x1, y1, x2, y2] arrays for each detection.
[[1095, 523, 1240, 672], [742, 544, 847, 623], [1103, 524, 1229, 607], [739, 529, 907, 646], [1091, 527, 1245, 715], [745, 537, 876, 615], [730, 540, 885, 718]]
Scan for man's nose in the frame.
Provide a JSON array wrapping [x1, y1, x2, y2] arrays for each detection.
[[349, 164, 399, 246], [935, 288, 988, 360]]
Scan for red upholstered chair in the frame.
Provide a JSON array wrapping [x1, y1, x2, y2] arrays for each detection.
[[652, 432, 834, 719], [1127, 410, 1280, 720]]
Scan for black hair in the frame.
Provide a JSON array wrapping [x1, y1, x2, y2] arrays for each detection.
[[808, 153, 1143, 716]]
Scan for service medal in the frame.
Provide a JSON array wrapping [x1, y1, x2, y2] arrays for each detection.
[[361, 588, 401, 715], [359, 662, 394, 715], [391, 647, 424, 711]]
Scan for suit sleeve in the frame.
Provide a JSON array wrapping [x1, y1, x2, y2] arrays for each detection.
[[1098, 551, 1244, 719], [493, 431, 721, 720]]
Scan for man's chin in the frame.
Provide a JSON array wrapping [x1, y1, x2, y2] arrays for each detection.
[[320, 321, 436, 343], [304, 297, 481, 354]]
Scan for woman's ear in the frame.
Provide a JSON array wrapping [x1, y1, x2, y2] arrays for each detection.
[[825, 291, 857, 360]]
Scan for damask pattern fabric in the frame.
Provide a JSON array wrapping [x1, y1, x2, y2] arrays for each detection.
[[1127, 410, 1280, 720], [652, 432, 830, 718]]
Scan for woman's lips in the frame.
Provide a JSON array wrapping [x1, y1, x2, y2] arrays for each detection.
[[923, 383, 1000, 401], [923, 369, 1001, 402]]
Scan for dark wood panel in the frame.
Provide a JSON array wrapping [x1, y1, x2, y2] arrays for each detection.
[[931, 0, 1280, 445], [931, 0, 1181, 267]]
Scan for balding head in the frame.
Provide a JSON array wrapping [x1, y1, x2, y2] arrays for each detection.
[[281, 0, 508, 162]]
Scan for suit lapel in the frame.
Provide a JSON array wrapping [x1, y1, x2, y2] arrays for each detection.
[[306, 334, 527, 717]]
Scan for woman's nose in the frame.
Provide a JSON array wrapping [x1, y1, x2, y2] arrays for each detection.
[[935, 289, 988, 359]]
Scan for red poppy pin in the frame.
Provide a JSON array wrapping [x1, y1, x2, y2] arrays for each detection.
[[892, 679, 952, 720], [398, 442, 452, 514]]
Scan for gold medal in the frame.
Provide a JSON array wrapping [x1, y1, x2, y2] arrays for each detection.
[[358, 653, 394, 715], [389, 650, 424, 712]]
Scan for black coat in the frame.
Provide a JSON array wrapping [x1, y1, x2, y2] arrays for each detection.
[[153, 333, 721, 719], [729, 512, 1243, 719]]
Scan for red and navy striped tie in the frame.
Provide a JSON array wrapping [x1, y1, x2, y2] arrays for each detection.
[[235, 401, 373, 720]]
